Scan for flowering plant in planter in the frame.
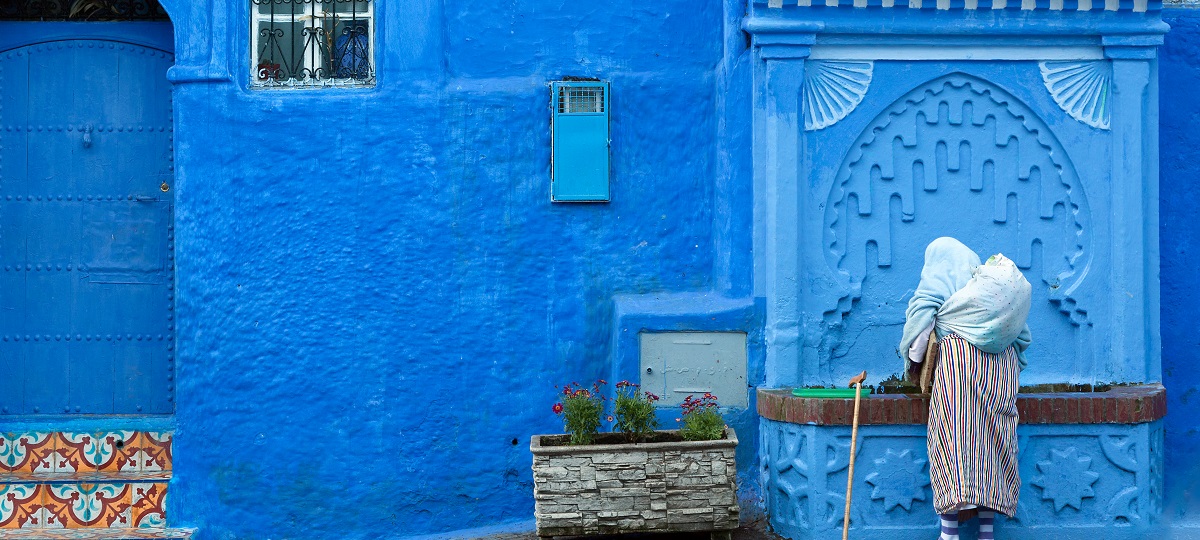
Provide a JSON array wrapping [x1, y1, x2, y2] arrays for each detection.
[[680, 392, 725, 441], [533, 380, 739, 539], [553, 380, 607, 445], [613, 380, 659, 443]]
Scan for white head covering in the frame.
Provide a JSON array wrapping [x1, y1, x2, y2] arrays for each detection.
[[899, 237, 1033, 375], [899, 238, 980, 367]]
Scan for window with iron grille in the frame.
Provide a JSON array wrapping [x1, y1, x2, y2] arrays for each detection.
[[251, 0, 374, 89]]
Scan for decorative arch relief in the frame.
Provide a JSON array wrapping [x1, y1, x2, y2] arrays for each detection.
[[1040, 61, 1112, 130], [823, 73, 1091, 327], [804, 60, 873, 131]]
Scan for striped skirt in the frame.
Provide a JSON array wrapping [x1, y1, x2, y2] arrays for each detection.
[[928, 333, 1021, 517]]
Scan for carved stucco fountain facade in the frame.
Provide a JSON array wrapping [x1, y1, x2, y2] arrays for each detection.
[[745, 2, 1167, 538]]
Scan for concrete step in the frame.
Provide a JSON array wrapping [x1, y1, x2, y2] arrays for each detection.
[[0, 528, 193, 539], [0, 471, 170, 484]]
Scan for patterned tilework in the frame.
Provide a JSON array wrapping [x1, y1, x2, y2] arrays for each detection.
[[0, 434, 170, 476], [43, 484, 133, 528], [0, 484, 40, 528], [132, 435, 170, 475], [0, 432, 172, 532], [0, 483, 170, 530], [0, 434, 56, 473], [128, 485, 166, 529]]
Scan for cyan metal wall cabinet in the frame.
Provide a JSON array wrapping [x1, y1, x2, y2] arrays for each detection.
[[551, 80, 611, 202]]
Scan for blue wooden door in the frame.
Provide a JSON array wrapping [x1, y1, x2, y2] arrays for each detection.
[[0, 24, 175, 415]]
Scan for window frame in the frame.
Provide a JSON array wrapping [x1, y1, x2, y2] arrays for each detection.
[[248, 0, 377, 90]]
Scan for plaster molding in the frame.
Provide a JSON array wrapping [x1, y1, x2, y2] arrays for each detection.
[[762, 425, 813, 529], [756, 0, 1159, 10], [1031, 447, 1101, 512], [744, 14, 1169, 38], [803, 60, 873, 131], [762, 421, 1164, 538], [760, 45, 814, 60], [863, 449, 930, 511], [749, 27, 818, 60], [810, 45, 1105, 61], [166, 65, 233, 84], [1040, 60, 1113, 130]]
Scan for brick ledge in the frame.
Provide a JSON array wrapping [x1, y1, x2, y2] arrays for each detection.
[[757, 384, 1166, 425]]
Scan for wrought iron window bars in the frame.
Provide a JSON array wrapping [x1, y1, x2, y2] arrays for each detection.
[[251, 0, 375, 88]]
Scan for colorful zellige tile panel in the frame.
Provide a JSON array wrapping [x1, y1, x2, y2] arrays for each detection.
[[0, 431, 174, 532], [0, 433, 56, 473], [130, 484, 167, 528], [42, 483, 133, 529], [0, 431, 172, 475], [0, 483, 41, 528], [57, 433, 141, 474]]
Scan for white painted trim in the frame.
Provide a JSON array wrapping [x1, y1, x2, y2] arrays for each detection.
[[808, 45, 1106, 61]]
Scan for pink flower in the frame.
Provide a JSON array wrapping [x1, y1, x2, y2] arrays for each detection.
[[553, 403, 564, 414], [646, 393, 660, 401]]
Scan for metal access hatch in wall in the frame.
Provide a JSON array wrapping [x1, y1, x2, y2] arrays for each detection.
[[640, 332, 748, 408], [551, 80, 610, 202]]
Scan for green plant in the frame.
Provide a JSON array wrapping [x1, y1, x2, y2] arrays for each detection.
[[613, 380, 660, 443], [553, 381, 606, 445], [678, 393, 725, 441]]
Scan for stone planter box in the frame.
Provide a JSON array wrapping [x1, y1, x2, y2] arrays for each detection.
[[530, 428, 739, 539]]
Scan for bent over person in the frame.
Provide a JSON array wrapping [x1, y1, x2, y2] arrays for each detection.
[[899, 237, 1033, 540]]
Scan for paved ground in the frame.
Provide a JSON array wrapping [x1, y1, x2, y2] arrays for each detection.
[[480, 519, 784, 540]]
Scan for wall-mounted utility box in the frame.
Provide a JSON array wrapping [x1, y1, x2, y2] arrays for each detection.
[[640, 332, 748, 408], [551, 81, 610, 202]]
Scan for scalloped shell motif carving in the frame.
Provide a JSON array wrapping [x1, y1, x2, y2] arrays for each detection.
[[803, 61, 874, 131], [1039, 61, 1112, 130]]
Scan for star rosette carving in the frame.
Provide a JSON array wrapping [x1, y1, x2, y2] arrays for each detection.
[[864, 449, 930, 511], [1031, 447, 1101, 511]]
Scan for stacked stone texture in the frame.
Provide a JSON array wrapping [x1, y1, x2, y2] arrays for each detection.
[[531, 429, 739, 537]]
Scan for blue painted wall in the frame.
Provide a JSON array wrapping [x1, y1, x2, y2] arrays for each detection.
[[153, 0, 1198, 537], [163, 0, 755, 538], [1160, 8, 1200, 529]]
